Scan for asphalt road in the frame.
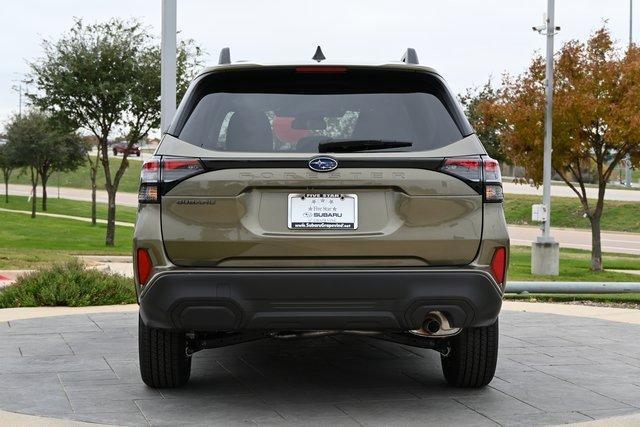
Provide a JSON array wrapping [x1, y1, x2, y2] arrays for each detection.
[[7, 184, 640, 255]]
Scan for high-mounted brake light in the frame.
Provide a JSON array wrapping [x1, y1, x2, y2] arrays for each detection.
[[138, 156, 204, 204], [295, 66, 347, 73], [490, 247, 507, 285], [136, 248, 153, 286]]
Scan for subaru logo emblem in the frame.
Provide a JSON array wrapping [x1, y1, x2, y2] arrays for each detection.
[[308, 156, 338, 172]]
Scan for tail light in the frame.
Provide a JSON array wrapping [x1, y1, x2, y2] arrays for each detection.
[[438, 156, 503, 203], [138, 156, 204, 204], [136, 248, 153, 286], [483, 158, 503, 203], [490, 247, 507, 285], [439, 157, 482, 182]]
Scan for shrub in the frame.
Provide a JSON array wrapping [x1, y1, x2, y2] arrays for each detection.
[[0, 259, 136, 308]]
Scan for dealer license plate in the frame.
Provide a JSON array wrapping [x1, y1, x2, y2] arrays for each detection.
[[288, 193, 358, 229]]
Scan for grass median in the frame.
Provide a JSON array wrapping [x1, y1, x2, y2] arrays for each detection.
[[505, 293, 640, 305], [0, 210, 132, 269], [1, 156, 142, 193], [1, 195, 137, 223], [504, 194, 640, 233], [508, 246, 640, 282]]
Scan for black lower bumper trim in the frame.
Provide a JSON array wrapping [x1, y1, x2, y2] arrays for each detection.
[[138, 269, 503, 332]]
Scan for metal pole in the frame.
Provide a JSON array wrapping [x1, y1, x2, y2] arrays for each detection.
[[539, 0, 556, 243], [625, 0, 633, 187], [160, 0, 177, 134]]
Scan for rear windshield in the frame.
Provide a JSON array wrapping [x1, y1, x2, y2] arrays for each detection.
[[171, 67, 472, 153]]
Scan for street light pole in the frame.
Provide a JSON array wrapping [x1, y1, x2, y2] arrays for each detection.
[[160, 0, 177, 134], [624, 0, 633, 187], [532, 0, 560, 275], [540, 0, 555, 243]]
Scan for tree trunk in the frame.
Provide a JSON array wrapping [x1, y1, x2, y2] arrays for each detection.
[[91, 180, 97, 226], [3, 171, 8, 203], [105, 188, 117, 246], [90, 164, 98, 226], [30, 168, 38, 219], [589, 214, 603, 271], [41, 175, 48, 212]]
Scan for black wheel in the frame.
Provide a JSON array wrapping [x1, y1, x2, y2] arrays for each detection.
[[113, 149, 118, 156], [441, 319, 498, 388], [138, 315, 191, 388]]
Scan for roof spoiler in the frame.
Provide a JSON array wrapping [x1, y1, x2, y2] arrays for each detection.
[[400, 48, 419, 65], [218, 47, 231, 65]]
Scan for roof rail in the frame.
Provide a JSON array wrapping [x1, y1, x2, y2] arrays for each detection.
[[400, 48, 419, 65], [218, 47, 231, 65]]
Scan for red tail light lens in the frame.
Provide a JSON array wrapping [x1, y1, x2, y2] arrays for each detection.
[[439, 157, 482, 182], [483, 158, 501, 182], [490, 247, 507, 285], [162, 158, 203, 183], [136, 248, 153, 286]]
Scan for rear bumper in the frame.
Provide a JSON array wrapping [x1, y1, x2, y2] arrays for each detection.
[[138, 268, 503, 332]]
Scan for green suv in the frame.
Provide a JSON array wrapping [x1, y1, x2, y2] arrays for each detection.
[[134, 48, 509, 389]]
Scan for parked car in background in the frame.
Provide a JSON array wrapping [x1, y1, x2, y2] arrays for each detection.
[[112, 141, 140, 156]]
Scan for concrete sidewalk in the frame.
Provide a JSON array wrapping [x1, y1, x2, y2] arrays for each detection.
[[0, 302, 639, 426], [502, 181, 640, 201], [0, 207, 134, 227], [7, 183, 138, 207]]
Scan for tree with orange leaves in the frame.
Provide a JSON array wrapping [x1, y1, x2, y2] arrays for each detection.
[[481, 28, 640, 271]]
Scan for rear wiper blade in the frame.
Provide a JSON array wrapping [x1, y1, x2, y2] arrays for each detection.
[[317, 139, 413, 153]]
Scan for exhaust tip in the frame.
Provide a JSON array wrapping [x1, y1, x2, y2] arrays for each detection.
[[423, 317, 441, 334]]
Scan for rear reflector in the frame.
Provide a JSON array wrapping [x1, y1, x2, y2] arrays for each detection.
[[490, 247, 507, 285], [136, 248, 153, 286]]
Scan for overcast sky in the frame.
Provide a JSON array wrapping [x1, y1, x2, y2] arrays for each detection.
[[0, 0, 635, 133]]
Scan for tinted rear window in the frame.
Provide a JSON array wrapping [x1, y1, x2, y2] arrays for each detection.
[[172, 67, 472, 153]]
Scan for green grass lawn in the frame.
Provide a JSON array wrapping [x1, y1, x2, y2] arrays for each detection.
[[508, 246, 640, 282], [503, 194, 640, 233], [0, 211, 132, 269], [505, 293, 640, 304], [1, 195, 137, 223], [1, 156, 142, 193]]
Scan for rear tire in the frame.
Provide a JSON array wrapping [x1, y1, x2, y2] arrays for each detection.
[[441, 319, 498, 388], [138, 315, 191, 388]]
